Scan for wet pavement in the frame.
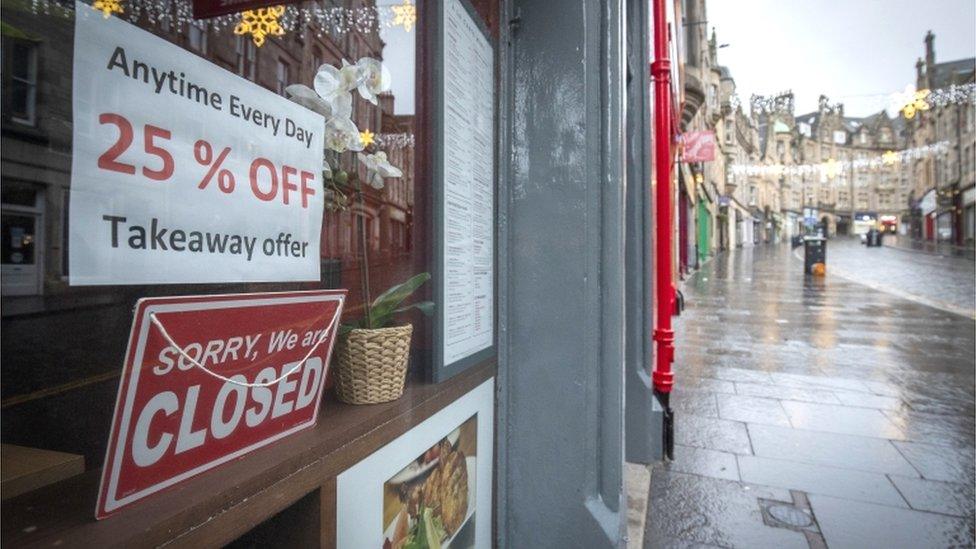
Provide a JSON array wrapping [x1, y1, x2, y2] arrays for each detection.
[[824, 237, 975, 319], [642, 244, 976, 549], [883, 234, 976, 261]]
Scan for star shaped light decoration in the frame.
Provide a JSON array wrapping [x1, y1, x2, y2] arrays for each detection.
[[901, 89, 931, 119], [93, 0, 124, 18], [882, 150, 898, 166], [391, 0, 417, 32], [823, 158, 842, 179], [359, 129, 375, 147], [234, 6, 286, 47]]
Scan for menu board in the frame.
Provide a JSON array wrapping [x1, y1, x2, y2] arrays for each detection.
[[434, 0, 495, 381]]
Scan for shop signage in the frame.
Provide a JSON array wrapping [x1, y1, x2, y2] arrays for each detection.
[[96, 290, 345, 519], [193, 0, 300, 19], [70, 2, 325, 285], [680, 131, 716, 162]]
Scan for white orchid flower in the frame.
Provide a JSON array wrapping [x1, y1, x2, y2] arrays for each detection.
[[324, 116, 364, 153], [285, 84, 334, 118], [358, 151, 402, 189], [355, 57, 392, 105], [315, 59, 361, 115]]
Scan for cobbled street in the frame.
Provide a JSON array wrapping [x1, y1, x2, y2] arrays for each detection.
[[643, 242, 976, 548]]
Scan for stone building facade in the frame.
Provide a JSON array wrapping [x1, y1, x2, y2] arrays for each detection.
[[906, 31, 975, 243]]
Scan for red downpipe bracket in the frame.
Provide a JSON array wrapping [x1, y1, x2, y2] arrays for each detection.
[[651, 0, 674, 396]]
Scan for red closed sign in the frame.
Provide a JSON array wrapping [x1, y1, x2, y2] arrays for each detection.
[[96, 290, 345, 519]]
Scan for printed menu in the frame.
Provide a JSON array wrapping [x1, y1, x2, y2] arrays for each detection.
[[441, 0, 494, 366]]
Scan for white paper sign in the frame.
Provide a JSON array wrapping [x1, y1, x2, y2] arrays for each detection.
[[70, 2, 324, 285], [441, 0, 494, 366]]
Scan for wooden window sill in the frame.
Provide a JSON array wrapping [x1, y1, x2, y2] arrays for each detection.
[[1, 360, 495, 548]]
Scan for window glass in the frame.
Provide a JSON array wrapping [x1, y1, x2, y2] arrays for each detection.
[[7, 40, 38, 124], [0, 0, 425, 477]]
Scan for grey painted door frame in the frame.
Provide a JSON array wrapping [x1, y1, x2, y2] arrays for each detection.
[[495, 0, 632, 546]]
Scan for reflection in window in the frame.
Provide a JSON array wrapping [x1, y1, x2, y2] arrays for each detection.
[[236, 36, 257, 80], [188, 21, 207, 53], [276, 58, 290, 95], [5, 39, 39, 126]]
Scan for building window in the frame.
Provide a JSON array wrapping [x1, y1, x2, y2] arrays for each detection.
[[276, 59, 290, 95], [832, 130, 846, 145], [188, 21, 207, 53], [236, 36, 257, 80], [4, 39, 39, 126]]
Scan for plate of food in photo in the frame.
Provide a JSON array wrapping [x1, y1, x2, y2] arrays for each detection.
[[382, 422, 476, 549]]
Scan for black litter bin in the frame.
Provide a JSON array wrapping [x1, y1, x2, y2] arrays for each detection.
[[869, 229, 882, 247], [803, 236, 827, 274]]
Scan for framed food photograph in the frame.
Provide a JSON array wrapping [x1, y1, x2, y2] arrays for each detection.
[[336, 379, 494, 548]]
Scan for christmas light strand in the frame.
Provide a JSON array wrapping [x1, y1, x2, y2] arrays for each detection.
[[730, 141, 950, 178], [373, 132, 415, 149], [29, 0, 417, 41]]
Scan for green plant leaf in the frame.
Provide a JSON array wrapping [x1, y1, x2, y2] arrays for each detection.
[[394, 300, 435, 317], [366, 272, 431, 329]]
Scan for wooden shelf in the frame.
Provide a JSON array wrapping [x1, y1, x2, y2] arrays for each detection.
[[1, 361, 495, 548]]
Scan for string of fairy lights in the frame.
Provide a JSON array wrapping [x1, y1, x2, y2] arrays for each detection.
[[731, 83, 976, 121], [31, 0, 417, 45], [729, 141, 951, 183]]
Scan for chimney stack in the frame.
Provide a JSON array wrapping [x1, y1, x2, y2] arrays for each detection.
[[924, 31, 935, 82]]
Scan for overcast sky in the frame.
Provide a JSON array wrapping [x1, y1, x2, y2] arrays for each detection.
[[708, 0, 976, 118]]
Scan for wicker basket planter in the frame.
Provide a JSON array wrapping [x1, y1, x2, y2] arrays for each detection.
[[334, 324, 413, 405]]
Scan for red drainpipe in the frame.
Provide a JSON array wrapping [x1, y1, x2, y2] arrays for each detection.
[[651, 0, 675, 458]]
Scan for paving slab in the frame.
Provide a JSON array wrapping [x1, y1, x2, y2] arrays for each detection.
[[747, 424, 919, 476], [645, 469, 807, 549], [671, 388, 719, 418], [768, 372, 871, 394], [675, 414, 752, 455], [716, 394, 791, 427], [883, 409, 976, 449], [779, 401, 906, 439], [892, 440, 976, 483], [679, 377, 736, 394], [737, 455, 907, 507], [888, 475, 976, 518], [734, 381, 841, 405], [809, 494, 974, 549], [707, 367, 774, 385], [831, 391, 906, 411], [666, 445, 740, 482]]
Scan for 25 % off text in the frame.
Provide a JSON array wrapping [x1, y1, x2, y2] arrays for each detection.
[[96, 113, 317, 208]]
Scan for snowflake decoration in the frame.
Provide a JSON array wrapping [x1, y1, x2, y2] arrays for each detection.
[[359, 129, 375, 147], [390, 0, 416, 32], [234, 5, 286, 47], [93, 0, 124, 18]]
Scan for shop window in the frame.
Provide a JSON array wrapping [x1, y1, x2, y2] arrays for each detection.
[[3, 39, 39, 126]]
